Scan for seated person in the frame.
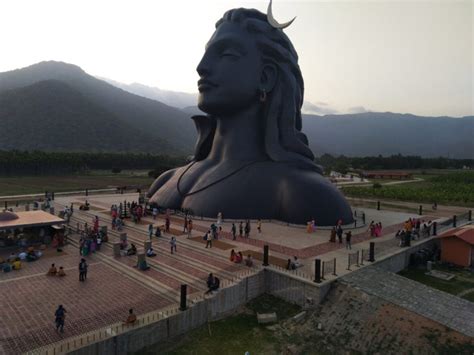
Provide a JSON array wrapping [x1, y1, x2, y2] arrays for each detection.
[[230, 249, 236, 262], [137, 259, 150, 271], [205, 273, 220, 294], [123, 308, 137, 325], [47, 263, 58, 276], [293, 256, 302, 269], [12, 258, 22, 270], [18, 252, 27, 260], [286, 259, 292, 270], [154, 227, 162, 238], [234, 252, 243, 263], [127, 243, 137, 256], [245, 254, 253, 267], [26, 248, 38, 262], [3, 263, 12, 272], [146, 248, 157, 257], [7, 253, 17, 262], [57, 266, 66, 277]]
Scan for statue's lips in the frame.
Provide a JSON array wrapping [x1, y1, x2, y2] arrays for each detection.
[[198, 79, 217, 92]]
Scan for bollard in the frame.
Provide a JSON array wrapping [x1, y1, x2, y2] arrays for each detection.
[[263, 245, 269, 266], [113, 242, 121, 257], [314, 259, 322, 283], [432, 222, 437, 236], [180, 284, 188, 311], [369, 242, 375, 262], [52, 192, 55, 201], [354, 219, 357, 228], [468, 210, 472, 222], [86, 189, 89, 196], [453, 215, 457, 228], [419, 205, 423, 216], [377, 201, 380, 211], [4, 201, 7, 209]]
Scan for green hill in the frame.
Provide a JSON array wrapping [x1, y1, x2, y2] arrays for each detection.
[[0, 80, 173, 152]]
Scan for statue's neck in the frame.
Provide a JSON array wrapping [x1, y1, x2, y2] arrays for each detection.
[[207, 105, 268, 162]]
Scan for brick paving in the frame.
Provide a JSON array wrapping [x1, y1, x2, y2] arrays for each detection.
[[0, 254, 172, 354]]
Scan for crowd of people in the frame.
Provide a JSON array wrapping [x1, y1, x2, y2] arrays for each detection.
[[78, 224, 103, 257], [396, 218, 433, 247], [1, 247, 43, 272]]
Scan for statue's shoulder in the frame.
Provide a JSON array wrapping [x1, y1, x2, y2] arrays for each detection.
[[277, 166, 352, 225]]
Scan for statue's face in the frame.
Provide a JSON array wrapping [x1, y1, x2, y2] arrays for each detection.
[[197, 22, 262, 115]]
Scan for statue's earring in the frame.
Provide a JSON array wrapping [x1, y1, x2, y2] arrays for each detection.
[[260, 89, 267, 103]]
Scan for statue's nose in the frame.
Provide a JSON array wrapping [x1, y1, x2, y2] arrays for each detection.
[[196, 53, 211, 77]]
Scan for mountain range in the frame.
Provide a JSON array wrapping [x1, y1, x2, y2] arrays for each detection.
[[0, 61, 472, 158]]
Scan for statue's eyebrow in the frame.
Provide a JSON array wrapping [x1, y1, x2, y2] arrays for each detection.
[[205, 37, 248, 55]]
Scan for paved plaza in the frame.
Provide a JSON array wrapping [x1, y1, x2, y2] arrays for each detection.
[[0, 192, 462, 353]]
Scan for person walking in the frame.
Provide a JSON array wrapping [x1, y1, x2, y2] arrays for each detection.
[[244, 220, 251, 238], [205, 231, 212, 248], [187, 219, 193, 238], [154, 226, 161, 238], [183, 216, 188, 233], [170, 236, 177, 254], [54, 305, 67, 333], [345, 231, 352, 250], [336, 225, 343, 244], [231, 223, 237, 240], [257, 219, 262, 233], [79, 258, 88, 281], [148, 224, 154, 239], [239, 222, 243, 238], [165, 217, 170, 233]]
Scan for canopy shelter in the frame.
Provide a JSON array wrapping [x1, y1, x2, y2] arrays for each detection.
[[0, 211, 64, 231]]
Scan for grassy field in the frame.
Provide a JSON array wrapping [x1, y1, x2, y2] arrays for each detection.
[[399, 264, 474, 302], [342, 171, 474, 206], [0, 170, 154, 196], [138, 294, 301, 355]]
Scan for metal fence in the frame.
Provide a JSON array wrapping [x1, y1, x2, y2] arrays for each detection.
[[322, 258, 337, 279], [347, 251, 360, 270]]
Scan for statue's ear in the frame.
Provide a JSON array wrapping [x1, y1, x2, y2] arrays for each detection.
[[260, 63, 277, 92]]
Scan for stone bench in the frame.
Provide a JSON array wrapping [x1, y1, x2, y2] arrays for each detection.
[[257, 312, 277, 324]]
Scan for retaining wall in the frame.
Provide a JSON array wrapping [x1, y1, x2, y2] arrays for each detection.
[[69, 269, 323, 355], [374, 238, 439, 273]]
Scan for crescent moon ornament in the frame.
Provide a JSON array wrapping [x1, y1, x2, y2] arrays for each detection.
[[267, 0, 296, 29]]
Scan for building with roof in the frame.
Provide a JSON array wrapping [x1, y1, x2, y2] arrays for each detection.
[[0, 210, 64, 247], [438, 225, 474, 267]]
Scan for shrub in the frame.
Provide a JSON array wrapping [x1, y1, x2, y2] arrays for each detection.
[[111, 168, 122, 174], [373, 182, 382, 189]]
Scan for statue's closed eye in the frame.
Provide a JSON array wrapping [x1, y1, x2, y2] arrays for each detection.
[[220, 50, 241, 58]]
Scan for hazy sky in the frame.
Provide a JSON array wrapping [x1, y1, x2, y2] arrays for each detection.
[[0, 0, 472, 117]]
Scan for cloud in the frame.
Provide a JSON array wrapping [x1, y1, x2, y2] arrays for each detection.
[[302, 101, 339, 115], [347, 106, 369, 114]]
